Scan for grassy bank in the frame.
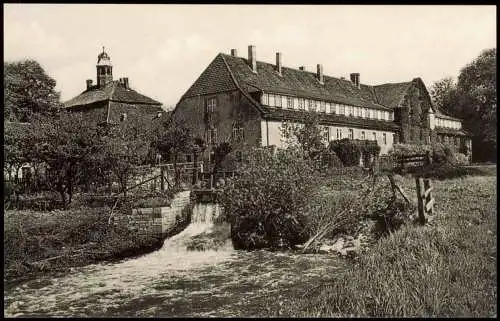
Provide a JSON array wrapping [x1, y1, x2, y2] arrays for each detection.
[[277, 175, 497, 317], [4, 206, 164, 288]]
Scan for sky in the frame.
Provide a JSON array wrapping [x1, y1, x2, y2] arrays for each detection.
[[4, 4, 496, 110]]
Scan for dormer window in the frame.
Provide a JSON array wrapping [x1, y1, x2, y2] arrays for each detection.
[[156, 112, 162, 118]]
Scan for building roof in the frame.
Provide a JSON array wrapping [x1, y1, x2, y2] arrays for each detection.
[[64, 80, 162, 109], [372, 82, 413, 109], [435, 127, 470, 136], [434, 108, 462, 121], [219, 53, 393, 111]]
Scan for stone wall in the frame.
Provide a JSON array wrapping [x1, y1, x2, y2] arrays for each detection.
[[113, 190, 192, 238]]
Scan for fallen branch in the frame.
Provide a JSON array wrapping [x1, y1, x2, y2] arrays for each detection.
[[107, 196, 121, 225]]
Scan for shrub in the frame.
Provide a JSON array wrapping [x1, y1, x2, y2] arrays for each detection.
[[454, 153, 470, 166], [220, 147, 318, 250], [329, 139, 380, 167], [329, 139, 361, 166]]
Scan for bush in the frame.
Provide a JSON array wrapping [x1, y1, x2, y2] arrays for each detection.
[[329, 139, 380, 167], [220, 147, 318, 250], [330, 139, 361, 166]]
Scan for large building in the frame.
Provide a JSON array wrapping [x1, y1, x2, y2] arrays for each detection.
[[174, 45, 471, 160], [64, 48, 164, 124]]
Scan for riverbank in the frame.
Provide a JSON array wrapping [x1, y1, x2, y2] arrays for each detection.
[[4, 201, 192, 289], [274, 174, 497, 317]]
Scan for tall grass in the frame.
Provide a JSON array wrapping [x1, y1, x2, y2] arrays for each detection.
[[278, 175, 497, 317]]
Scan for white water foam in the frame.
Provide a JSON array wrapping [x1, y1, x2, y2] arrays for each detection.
[[4, 202, 233, 317]]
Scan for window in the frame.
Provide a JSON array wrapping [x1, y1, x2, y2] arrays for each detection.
[[373, 132, 377, 141], [367, 109, 371, 119], [383, 133, 387, 145], [207, 128, 217, 145], [393, 133, 397, 144], [320, 101, 326, 113], [348, 106, 354, 117], [206, 97, 216, 113], [269, 94, 275, 107], [275, 95, 282, 108], [262, 93, 269, 105], [356, 107, 362, 117], [339, 104, 345, 115], [308, 99, 315, 111], [120, 113, 127, 121], [361, 131, 365, 140], [348, 129, 354, 139], [323, 126, 330, 142], [325, 102, 331, 113], [286, 96, 294, 109], [336, 128, 342, 139], [298, 98, 305, 110], [236, 151, 242, 162], [156, 112, 162, 118]]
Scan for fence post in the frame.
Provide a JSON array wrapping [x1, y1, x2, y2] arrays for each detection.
[[160, 166, 165, 191], [415, 177, 426, 225], [424, 178, 434, 216]]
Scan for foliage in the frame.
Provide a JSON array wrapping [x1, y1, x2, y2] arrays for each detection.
[[280, 113, 326, 161], [4, 207, 163, 282], [212, 142, 232, 172], [388, 143, 432, 158], [98, 117, 153, 197], [28, 113, 104, 208], [220, 147, 318, 250], [430, 48, 497, 162], [4, 60, 61, 122], [152, 115, 198, 187], [277, 176, 496, 317], [329, 139, 380, 167]]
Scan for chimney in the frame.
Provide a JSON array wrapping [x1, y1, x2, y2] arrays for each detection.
[[248, 45, 257, 73], [299, 66, 306, 71], [317, 64, 324, 84], [276, 52, 282, 76], [123, 77, 129, 89], [350, 73, 360, 89], [230, 49, 238, 57], [86, 79, 93, 89]]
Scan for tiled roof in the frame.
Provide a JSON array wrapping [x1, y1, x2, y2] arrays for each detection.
[[64, 81, 162, 108], [434, 108, 462, 121], [372, 82, 413, 108], [182, 54, 238, 98], [263, 107, 400, 132], [221, 53, 392, 111]]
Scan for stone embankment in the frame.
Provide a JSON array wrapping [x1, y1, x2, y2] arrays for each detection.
[[113, 190, 192, 238]]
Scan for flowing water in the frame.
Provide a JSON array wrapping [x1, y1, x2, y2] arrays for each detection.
[[4, 203, 345, 317]]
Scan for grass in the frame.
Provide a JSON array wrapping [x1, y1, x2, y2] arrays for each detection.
[[276, 174, 497, 317], [3, 206, 164, 287]]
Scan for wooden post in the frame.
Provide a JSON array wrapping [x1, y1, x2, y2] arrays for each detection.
[[415, 177, 426, 225], [160, 166, 165, 191], [424, 178, 434, 216]]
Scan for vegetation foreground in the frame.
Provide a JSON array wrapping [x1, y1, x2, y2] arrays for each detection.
[[274, 174, 497, 317]]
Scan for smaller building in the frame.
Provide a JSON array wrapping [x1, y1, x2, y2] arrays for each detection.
[[64, 47, 165, 125]]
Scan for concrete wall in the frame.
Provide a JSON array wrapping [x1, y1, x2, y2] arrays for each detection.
[[113, 190, 192, 238], [261, 120, 396, 155]]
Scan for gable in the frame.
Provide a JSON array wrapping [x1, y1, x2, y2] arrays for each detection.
[[181, 54, 238, 98]]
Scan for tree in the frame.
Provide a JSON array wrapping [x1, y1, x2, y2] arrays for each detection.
[[280, 113, 326, 160], [152, 116, 196, 187], [430, 77, 460, 115], [99, 117, 153, 197], [30, 113, 103, 208], [430, 48, 497, 162], [4, 60, 61, 122]]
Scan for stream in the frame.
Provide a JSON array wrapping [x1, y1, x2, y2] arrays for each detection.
[[4, 204, 345, 317]]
